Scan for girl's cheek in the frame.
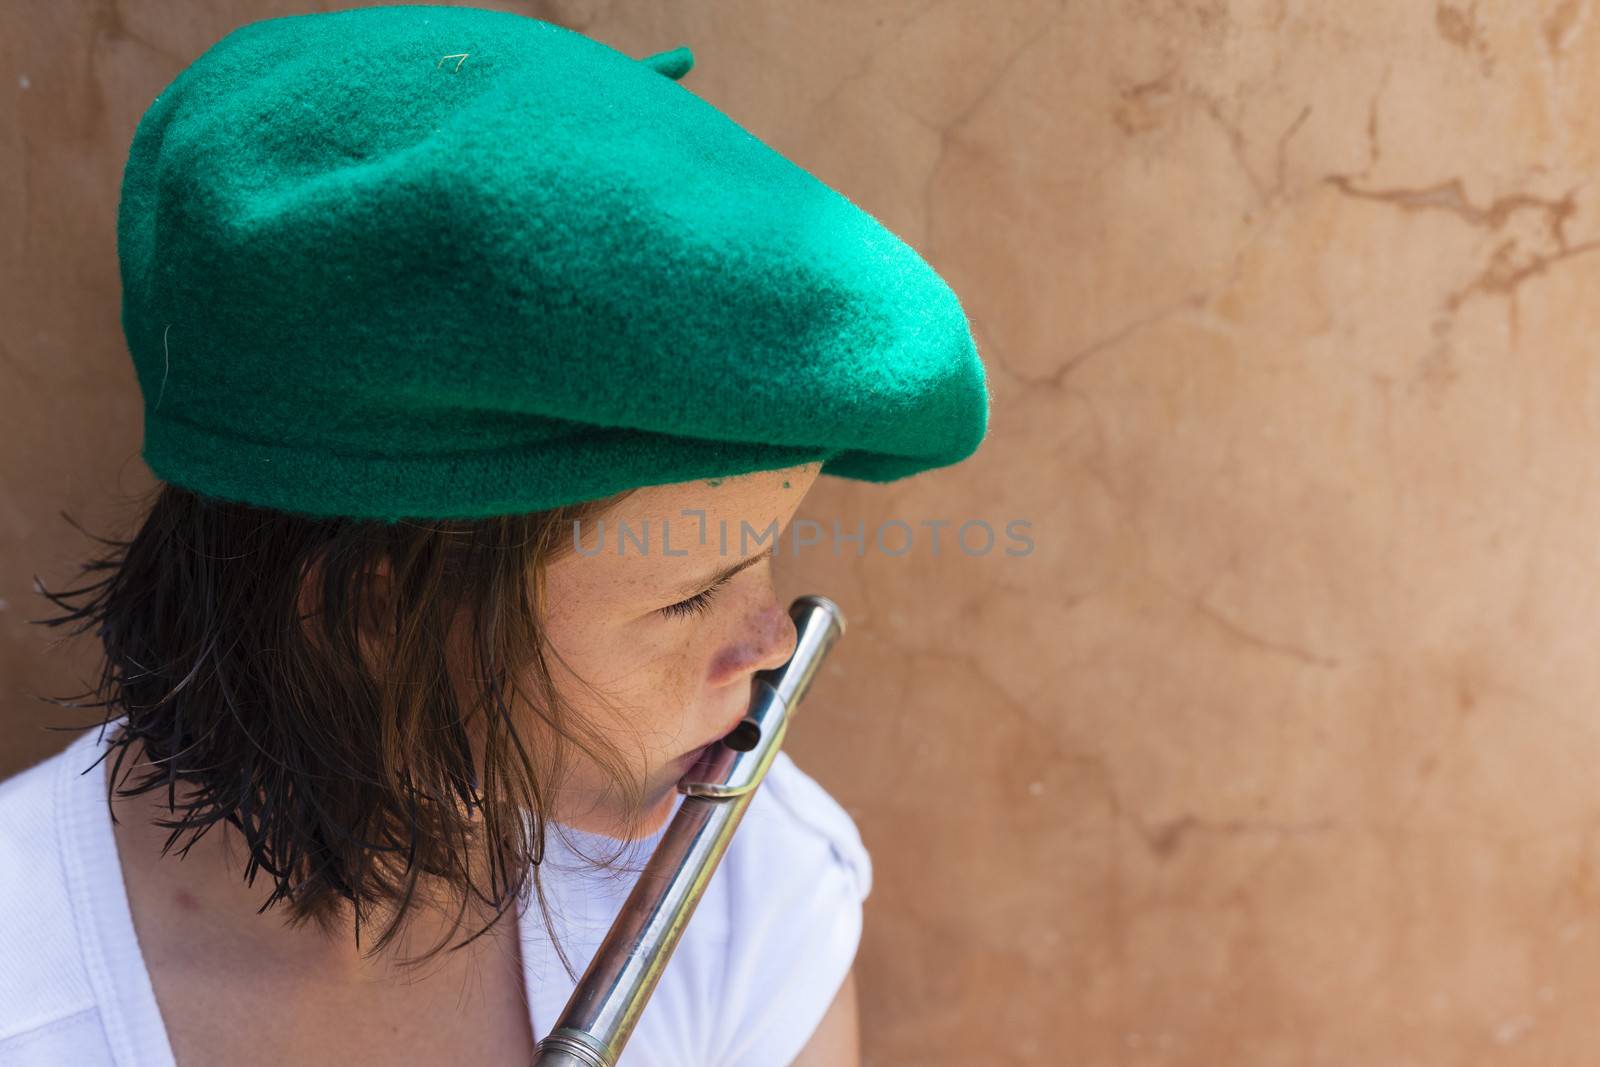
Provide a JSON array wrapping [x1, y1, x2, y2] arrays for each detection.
[[641, 641, 710, 702]]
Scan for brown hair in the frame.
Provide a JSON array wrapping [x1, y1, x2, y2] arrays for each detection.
[[28, 480, 654, 974]]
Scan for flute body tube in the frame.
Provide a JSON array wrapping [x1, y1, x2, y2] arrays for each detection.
[[530, 595, 847, 1066]]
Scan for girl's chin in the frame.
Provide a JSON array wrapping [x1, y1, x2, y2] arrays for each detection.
[[634, 792, 676, 837], [551, 772, 685, 841], [599, 780, 682, 840]]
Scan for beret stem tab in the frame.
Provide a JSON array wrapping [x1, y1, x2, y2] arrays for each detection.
[[637, 44, 694, 80]]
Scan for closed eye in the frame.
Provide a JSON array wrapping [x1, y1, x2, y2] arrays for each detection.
[[659, 577, 729, 620]]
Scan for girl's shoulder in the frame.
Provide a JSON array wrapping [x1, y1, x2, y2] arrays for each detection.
[[0, 734, 114, 1063]]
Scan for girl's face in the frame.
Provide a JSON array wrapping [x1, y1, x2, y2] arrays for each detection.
[[534, 462, 821, 838]]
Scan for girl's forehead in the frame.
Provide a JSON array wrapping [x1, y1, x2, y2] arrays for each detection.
[[548, 465, 819, 598], [627, 463, 820, 516]]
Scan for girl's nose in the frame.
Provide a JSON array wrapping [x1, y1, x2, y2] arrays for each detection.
[[750, 600, 798, 674], [709, 600, 798, 685]]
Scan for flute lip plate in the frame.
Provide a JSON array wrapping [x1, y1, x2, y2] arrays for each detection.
[[677, 681, 790, 798]]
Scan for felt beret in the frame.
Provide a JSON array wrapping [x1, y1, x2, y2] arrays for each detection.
[[117, 4, 991, 523]]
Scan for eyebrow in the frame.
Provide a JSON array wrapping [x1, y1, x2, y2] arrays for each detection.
[[668, 543, 775, 600]]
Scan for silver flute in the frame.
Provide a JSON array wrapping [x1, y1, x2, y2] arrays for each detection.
[[530, 594, 848, 1066]]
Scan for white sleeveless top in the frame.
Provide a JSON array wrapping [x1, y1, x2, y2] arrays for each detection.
[[0, 725, 871, 1066]]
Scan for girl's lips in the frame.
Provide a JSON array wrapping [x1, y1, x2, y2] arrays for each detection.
[[676, 679, 762, 766], [676, 740, 716, 767], [675, 675, 761, 767], [696, 680, 759, 750]]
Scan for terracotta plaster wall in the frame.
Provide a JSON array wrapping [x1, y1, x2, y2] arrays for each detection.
[[7, 2, 1600, 1064]]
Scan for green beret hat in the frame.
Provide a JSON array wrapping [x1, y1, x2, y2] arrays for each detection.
[[117, 4, 990, 523]]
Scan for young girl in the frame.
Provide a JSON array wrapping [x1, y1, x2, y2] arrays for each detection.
[[0, 6, 989, 1066]]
